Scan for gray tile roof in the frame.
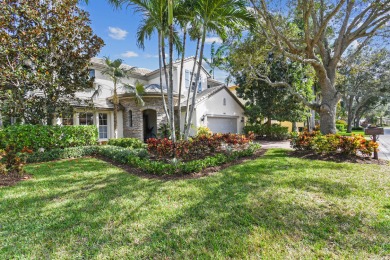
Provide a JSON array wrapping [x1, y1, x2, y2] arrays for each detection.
[[91, 57, 152, 76]]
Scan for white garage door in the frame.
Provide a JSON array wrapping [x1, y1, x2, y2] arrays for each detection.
[[207, 117, 238, 134]]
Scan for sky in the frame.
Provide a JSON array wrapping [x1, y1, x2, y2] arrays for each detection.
[[80, 1, 228, 83]]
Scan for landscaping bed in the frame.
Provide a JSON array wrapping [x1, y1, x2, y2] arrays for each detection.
[[1, 150, 389, 258]]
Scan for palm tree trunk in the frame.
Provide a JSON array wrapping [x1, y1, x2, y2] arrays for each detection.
[[161, 38, 171, 131], [184, 37, 200, 139], [177, 28, 187, 140], [158, 32, 169, 122], [185, 28, 206, 140], [113, 81, 118, 139], [168, 23, 176, 142]]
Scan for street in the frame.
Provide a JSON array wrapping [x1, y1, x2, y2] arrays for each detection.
[[378, 128, 390, 160]]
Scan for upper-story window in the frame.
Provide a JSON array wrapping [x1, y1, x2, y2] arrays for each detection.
[[89, 69, 95, 78], [223, 98, 226, 106], [185, 70, 202, 92]]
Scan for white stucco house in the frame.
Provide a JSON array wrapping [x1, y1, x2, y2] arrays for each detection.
[[62, 57, 245, 141]]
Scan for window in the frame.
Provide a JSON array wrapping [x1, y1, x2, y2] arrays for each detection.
[[223, 98, 226, 106], [129, 110, 133, 127], [99, 113, 108, 139], [89, 69, 95, 78], [79, 113, 94, 125], [185, 70, 201, 92], [62, 114, 73, 125], [185, 70, 190, 88]]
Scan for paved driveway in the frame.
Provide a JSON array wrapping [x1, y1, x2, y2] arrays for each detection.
[[378, 128, 390, 160]]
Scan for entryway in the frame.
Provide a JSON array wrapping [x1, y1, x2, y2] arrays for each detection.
[[143, 109, 157, 141]]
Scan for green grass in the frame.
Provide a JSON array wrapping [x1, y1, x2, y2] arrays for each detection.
[[338, 130, 367, 136], [1, 150, 389, 259]]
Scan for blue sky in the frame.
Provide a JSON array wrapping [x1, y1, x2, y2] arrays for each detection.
[[80, 1, 228, 82]]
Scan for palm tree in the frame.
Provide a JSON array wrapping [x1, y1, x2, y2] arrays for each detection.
[[98, 57, 144, 138], [183, 0, 254, 139], [203, 41, 228, 79], [108, 0, 182, 141]]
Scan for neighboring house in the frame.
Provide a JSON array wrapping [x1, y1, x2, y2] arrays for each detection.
[[60, 57, 245, 141]]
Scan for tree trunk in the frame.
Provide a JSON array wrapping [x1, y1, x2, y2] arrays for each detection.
[[185, 28, 206, 140], [168, 24, 175, 142], [161, 37, 171, 131], [346, 96, 354, 133], [265, 118, 272, 127], [177, 28, 187, 140], [292, 121, 297, 132], [113, 82, 118, 139], [317, 70, 340, 134], [184, 37, 200, 139], [158, 32, 169, 123]]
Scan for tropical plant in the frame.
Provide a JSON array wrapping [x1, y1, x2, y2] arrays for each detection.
[[183, 0, 254, 139], [96, 57, 144, 138]]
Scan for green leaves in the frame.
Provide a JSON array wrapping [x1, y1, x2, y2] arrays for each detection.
[[0, 0, 104, 124]]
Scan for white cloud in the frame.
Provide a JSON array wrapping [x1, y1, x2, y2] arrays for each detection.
[[108, 27, 128, 40], [205, 37, 223, 44], [121, 51, 139, 58], [145, 54, 159, 58]]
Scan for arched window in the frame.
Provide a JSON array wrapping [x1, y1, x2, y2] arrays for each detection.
[[129, 110, 133, 127], [223, 98, 226, 106]]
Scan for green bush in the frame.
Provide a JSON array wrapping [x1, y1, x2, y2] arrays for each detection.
[[0, 125, 98, 151], [244, 124, 289, 140], [26, 145, 148, 164], [128, 143, 261, 175], [107, 138, 145, 149], [26, 146, 98, 163], [352, 127, 364, 131], [291, 131, 378, 156], [336, 120, 347, 126], [95, 146, 148, 164], [336, 124, 345, 132]]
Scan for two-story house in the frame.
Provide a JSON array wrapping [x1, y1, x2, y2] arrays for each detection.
[[62, 57, 245, 141]]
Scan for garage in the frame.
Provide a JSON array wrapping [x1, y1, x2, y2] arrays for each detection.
[[207, 116, 238, 134]]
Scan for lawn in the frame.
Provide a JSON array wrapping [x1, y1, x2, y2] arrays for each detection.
[[337, 130, 367, 136], [1, 149, 389, 259]]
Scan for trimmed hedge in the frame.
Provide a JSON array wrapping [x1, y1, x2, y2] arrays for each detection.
[[0, 125, 98, 151], [26, 145, 148, 163], [244, 124, 289, 140], [107, 138, 146, 149]]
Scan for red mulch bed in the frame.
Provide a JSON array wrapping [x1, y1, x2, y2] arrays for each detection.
[[97, 149, 267, 180], [288, 150, 388, 165], [0, 173, 33, 187]]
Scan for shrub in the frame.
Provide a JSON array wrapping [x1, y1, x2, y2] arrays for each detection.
[[0, 125, 98, 151], [147, 133, 253, 160], [291, 130, 378, 156], [107, 138, 145, 149], [26, 145, 149, 163], [26, 146, 98, 163], [336, 124, 345, 132], [244, 124, 289, 140], [336, 119, 347, 126], [196, 126, 212, 137], [352, 127, 364, 131], [129, 143, 260, 175], [290, 130, 320, 150], [0, 146, 32, 175]]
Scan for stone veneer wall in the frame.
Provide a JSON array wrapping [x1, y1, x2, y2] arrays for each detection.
[[120, 97, 173, 140]]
